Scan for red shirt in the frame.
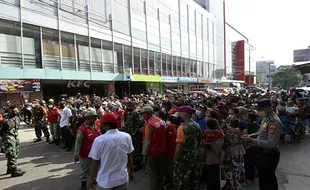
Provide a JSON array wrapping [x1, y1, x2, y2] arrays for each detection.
[[203, 129, 224, 143], [166, 124, 177, 159], [48, 108, 60, 124]]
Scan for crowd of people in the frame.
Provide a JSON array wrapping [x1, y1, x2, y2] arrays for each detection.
[[0, 88, 309, 190]]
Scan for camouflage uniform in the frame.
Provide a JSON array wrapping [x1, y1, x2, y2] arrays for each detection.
[[0, 115, 20, 172], [124, 111, 144, 169], [33, 106, 50, 141], [173, 119, 203, 190]]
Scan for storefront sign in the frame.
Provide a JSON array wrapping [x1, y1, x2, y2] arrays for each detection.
[[0, 79, 41, 92], [133, 75, 162, 82], [32, 79, 41, 92], [178, 77, 197, 83], [124, 68, 133, 81], [161, 76, 178, 83], [197, 77, 213, 84], [66, 81, 90, 88]]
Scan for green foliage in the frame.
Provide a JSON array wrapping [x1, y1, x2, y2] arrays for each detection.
[[271, 66, 302, 89]]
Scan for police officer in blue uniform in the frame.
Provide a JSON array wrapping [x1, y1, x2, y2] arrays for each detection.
[[242, 99, 282, 190]]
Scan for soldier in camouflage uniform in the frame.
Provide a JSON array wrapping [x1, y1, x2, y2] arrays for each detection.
[[0, 105, 26, 177], [174, 106, 203, 190], [124, 102, 144, 171], [33, 100, 50, 143]]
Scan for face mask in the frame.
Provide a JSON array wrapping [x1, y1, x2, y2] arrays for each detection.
[[161, 108, 166, 112], [196, 110, 201, 116], [257, 111, 266, 118], [60, 105, 65, 109], [166, 121, 171, 125], [48, 105, 53, 109]]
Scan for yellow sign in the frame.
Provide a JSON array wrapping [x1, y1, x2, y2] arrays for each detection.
[[133, 75, 162, 82]]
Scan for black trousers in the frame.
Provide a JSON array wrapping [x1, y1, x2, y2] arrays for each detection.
[[203, 164, 221, 190], [256, 149, 280, 190], [61, 126, 73, 149], [244, 146, 257, 181]]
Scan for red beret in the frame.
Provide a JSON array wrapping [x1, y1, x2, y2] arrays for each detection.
[[177, 106, 195, 114], [101, 113, 118, 124]]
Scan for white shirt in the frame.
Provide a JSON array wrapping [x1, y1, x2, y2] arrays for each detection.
[[286, 106, 298, 114], [59, 107, 72, 128], [88, 129, 134, 189]]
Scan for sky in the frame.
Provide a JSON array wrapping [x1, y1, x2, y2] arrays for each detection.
[[225, 0, 310, 66]]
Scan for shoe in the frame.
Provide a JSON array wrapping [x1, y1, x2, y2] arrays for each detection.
[[81, 181, 87, 190], [55, 139, 60, 146], [11, 168, 26, 178], [49, 139, 56, 144], [66, 148, 73, 152], [34, 138, 42, 143], [46, 137, 50, 143]]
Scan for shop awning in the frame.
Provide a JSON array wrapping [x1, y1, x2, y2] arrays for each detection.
[[294, 62, 310, 74]]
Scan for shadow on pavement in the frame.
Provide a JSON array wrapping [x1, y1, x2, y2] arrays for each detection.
[[2, 175, 79, 190]]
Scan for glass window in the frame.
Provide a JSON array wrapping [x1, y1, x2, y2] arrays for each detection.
[[91, 37, 102, 72], [173, 56, 177, 76], [132, 11, 147, 42], [177, 57, 181, 77], [191, 59, 197, 77], [76, 35, 89, 71], [131, 0, 145, 14], [155, 52, 161, 75], [88, 0, 111, 28], [141, 49, 148, 74], [185, 58, 190, 77], [167, 55, 172, 76], [134, 47, 141, 74], [24, 0, 57, 17], [197, 61, 203, 77], [162, 53, 167, 76], [42, 27, 60, 69], [149, 51, 155, 75], [0, 20, 21, 67], [181, 58, 185, 77], [113, 0, 130, 35], [147, 18, 160, 51], [61, 32, 76, 70], [146, 0, 158, 19], [102, 40, 114, 73], [3, 0, 19, 6], [23, 24, 41, 68], [124, 45, 132, 69], [114, 43, 123, 73]]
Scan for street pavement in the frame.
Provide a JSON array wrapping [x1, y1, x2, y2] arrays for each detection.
[[1, 124, 310, 190]]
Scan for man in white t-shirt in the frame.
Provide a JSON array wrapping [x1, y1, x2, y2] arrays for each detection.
[[88, 112, 134, 190], [59, 101, 73, 152]]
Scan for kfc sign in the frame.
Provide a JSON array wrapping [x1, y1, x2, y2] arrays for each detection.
[[66, 81, 90, 88]]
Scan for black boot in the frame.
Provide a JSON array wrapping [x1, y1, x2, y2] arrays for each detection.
[[55, 139, 60, 146], [6, 167, 12, 175], [34, 138, 42, 143], [11, 168, 26, 178], [81, 181, 87, 190]]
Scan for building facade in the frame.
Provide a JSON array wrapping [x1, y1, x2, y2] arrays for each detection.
[[0, 0, 217, 100], [256, 60, 276, 84]]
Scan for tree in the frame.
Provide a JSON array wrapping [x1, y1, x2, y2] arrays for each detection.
[[302, 74, 309, 82], [271, 65, 302, 89]]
